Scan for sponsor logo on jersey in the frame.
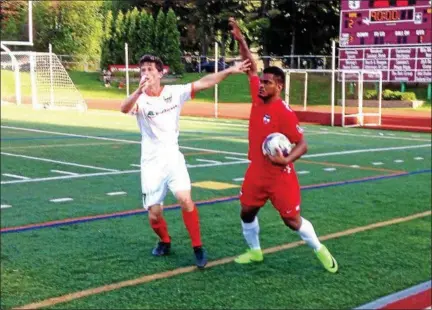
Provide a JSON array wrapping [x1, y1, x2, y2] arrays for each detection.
[[263, 114, 271, 124], [146, 105, 178, 119]]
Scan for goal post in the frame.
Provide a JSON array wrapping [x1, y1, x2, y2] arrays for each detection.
[[0, 43, 21, 106], [284, 68, 383, 127], [341, 70, 382, 127]]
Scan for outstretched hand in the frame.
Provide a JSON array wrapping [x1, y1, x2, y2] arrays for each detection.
[[229, 59, 251, 74]]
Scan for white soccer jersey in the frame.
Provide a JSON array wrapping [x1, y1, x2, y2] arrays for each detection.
[[134, 83, 194, 162]]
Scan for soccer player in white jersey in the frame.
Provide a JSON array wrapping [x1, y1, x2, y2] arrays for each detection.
[[121, 55, 250, 268]]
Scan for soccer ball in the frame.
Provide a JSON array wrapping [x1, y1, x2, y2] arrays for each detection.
[[262, 133, 292, 157]]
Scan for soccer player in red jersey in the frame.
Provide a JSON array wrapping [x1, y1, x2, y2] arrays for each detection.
[[229, 18, 338, 273]]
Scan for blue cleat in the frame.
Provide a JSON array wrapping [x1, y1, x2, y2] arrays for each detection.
[[193, 246, 207, 269], [151, 241, 171, 256]]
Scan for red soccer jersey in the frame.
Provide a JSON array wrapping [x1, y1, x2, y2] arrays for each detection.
[[247, 75, 304, 175]]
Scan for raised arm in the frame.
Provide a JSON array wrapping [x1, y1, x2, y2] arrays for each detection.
[[229, 17, 257, 76], [193, 59, 250, 92]]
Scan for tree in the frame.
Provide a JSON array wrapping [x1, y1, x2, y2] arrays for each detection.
[[153, 9, 167, 59], [1, 0, 29, 43], [112, 10, 126, 63], [126, 7, 140, 63], [33, 1, 103, 63], [164, 8, 183, 73], [100, 10, 114, 68], [135, 10, 155, 62]]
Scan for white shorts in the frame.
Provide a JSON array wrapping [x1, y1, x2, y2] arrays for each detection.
[[140, 151, 191, 209]]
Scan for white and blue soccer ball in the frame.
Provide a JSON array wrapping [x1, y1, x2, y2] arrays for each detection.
[[262, 132, 292, 157]]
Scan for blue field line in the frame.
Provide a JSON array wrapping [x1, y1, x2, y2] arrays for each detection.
[[1, 169, 430, 235]]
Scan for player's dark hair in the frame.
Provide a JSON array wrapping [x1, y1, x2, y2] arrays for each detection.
[[139, 54, 164, 72], [263, 66, 285, 86]]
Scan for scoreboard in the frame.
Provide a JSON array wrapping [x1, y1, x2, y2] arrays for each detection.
[[339, 0, 432, 82]]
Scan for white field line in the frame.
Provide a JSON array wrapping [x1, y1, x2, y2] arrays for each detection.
[[1, 152, 119, 172], [1, 169, 140, 185], [2, 125, 430, 149], [0, 204, 12, 209], [225, 156, 249, 161], [2, 173, 30, 180], [323, 168, 337, 171], [187, 160, 249, 168], [303, 144, 431, 158], [195, 159, 222, 164], [50, 170, 80, 176], [2, 142, 430, 185], [50, 198, 73, 203], [305, 130, 429, 142], [106, 191, 127, 196], [183, 120, 430, 142], [1, 126, 430, 185]]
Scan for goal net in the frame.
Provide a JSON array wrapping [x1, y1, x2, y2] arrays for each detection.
[[1, 51, 87, 111], [284, 69, 382, 127]]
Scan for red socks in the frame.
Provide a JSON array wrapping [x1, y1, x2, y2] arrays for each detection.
[[149, 217, 171, 243], [182, 206, 202, 248], [149, 207, 202, 247]]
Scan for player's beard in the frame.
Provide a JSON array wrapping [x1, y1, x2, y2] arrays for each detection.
[[258, 94, 270, 101]]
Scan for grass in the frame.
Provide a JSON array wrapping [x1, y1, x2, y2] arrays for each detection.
[[0, 105, 431, 309]]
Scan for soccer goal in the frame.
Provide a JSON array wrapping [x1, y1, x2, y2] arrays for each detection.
[[1, 48, 87, 111], [284, 68, 383, 127], [1, 0, 86, 111], [339, 70, 383, 127]]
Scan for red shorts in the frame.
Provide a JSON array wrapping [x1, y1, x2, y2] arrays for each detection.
[[239, 164, 301, 219]]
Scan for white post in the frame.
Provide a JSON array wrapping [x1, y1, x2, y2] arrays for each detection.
[[358, 71, 364, 126], [49, 43, 54, 107], [341, 72, 346, 127], [214, 42, 219, 118], [28, 1, 33, 45], [285, 71, 290, 104], [29, 52, 38, 109], [378, 71, 382, 126], [331, 40, 336, 126], [303, 72, 308, 111], [125, 43, 129, 97], [0, 43, 21, 105]]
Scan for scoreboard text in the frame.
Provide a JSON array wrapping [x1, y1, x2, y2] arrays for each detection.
[[339, 0, 432, 82]]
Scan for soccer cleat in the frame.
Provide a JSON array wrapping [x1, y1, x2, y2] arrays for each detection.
[[151, 241, 171, 256], [193, 246, 207, 269], [234, 249, 264, 264], [315, 244, 338, 273]]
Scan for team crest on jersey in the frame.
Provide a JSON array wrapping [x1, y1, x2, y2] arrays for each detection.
[[263, 114, 271, 124], [163, 94, 172, 103]]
